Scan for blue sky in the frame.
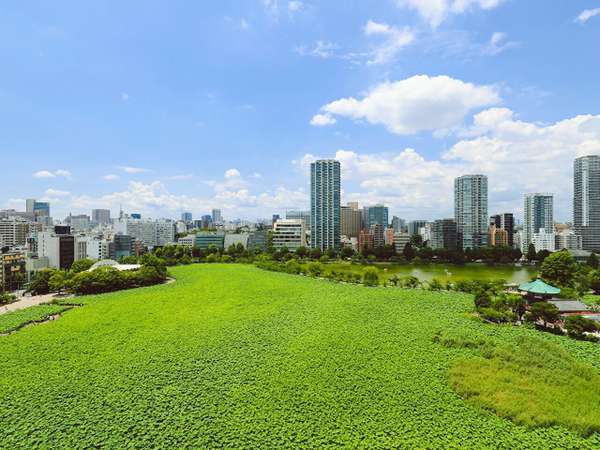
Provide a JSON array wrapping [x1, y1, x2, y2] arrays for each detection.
[[2, 0, 600, 222]]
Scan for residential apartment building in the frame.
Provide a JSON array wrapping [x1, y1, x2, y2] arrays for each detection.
[[0, 217, 31, 248], [310, 159, 341, 250], [532, 228, 556, 252], [574, 155, 600, 251], [523, 193, 553, 252], [115, 218, 175, 248], [370, 224, 385, 249], [556, 229, 583, 251], [393, 232, 410, 251], [488, 225, 509, 247], [358, 229, 374, 253], [455, 175, 488, 250], [1, 251, 26, 291]]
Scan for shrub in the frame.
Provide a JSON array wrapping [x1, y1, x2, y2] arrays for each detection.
[[564, 315, 599, 340], [362, 268, 379, 287], [284, 260, 301, 274], [307, 262, 323, 277], [526, 301, 560, 328], [0, 292, 17, 305], [27, 269, 59, 295], [477, 307, 516, 324], [428, 278, 444, 291], [473, 290, 491, 309]]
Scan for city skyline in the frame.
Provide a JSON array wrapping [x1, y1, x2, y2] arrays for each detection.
[[2, 2, 600, 221]]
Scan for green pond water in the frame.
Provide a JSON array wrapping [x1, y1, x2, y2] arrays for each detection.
[[327, 263, 538, 284]]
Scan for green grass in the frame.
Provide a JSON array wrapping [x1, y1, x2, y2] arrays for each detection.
[[441, 333, 600, 436], [0, 264, 598, 448], [0, 304, 70, 334]]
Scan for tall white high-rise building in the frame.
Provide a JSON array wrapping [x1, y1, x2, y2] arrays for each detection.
[[310, 159, 341, 250], [454, 175, 488, 250], [212, 209, 223, 225], [523, 193, 553, 252], [574, 155, 600, 251], [92, 209, 111, 225]]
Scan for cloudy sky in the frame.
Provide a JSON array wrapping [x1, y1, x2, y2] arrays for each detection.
[[2, 1, 600, 222]]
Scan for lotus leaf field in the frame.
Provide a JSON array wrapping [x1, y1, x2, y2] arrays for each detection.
[[1, 264, 599, 447]]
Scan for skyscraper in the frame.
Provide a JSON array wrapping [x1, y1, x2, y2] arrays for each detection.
[[574, 155, 600, 251], [181, 212, 193, 222], [489, 213, 515, 247], [310, 159, 341, 250], [523, 193, 553, 252], [454, 174, 488, 250], [407, 220, 427, 236], [340, 203, 362, 238], [212, 209, 223, 225], [363, 205, 389, 229], [92, 209, 111, 225]]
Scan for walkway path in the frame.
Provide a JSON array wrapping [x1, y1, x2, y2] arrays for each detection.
[[0, 294, 58, 316]]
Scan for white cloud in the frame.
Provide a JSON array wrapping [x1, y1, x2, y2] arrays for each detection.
[[294, 109, 600, 220], [575, 8, 600, 24], [103, 174, 120, 181], [310, 113, 337, 127], [166, 174, 193, 181], [240, 18, 250, 30], [288, 1, 303, 12], [118, 166, 150, 174], [224, 168, 241, 179], [44, 188, 70, 197], [121, 92, 130, 101], [33, 169, 71, 179], [363, 20, 415, 64], [401, 0, 504, 28], [317, 74, 500, 135], [294, 40, 340, 59], [484, 32, 518, 56], [33, 170, 55, 178]]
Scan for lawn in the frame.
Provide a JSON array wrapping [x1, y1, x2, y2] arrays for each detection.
[[0, 264, 598, 448]]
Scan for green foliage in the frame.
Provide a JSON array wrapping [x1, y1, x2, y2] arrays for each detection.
[[0, 304, 69, 334], [539, 250, 578, 287], [307, 262, 323, 277], [587, 252, 599, 269], [527, 301, 560, 327], [0, 292, 17, 305], [526, 243, 537, 262], [26, 269, 58, 295], [446, 336, 600, 436], [428, 278, 443, 291], [564, 315, 599, 341], [0, 265, 599, 447], [362, 267, 379, 287], [70, 259, 95, 274]]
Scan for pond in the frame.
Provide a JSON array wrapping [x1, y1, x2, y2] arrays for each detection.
[[326, 262, 538, 284]]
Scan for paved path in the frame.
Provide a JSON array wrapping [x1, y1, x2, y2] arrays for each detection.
[[0, 294, 57, 316]]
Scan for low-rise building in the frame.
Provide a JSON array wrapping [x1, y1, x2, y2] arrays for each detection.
[[195, 231, 225, 250], [224, 233, 250, 250], [532, 228, 556, 253], [1, 250, 26, 291], [393, 232, 410, 251], [272, 219, 306, 251], [555, 229, 583, 251]]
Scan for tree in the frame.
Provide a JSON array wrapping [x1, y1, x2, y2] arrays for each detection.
[[27, 269, 58, 295], [527, 302, 560, 328], [536, 250, 551, 263], [410, 234, 423, 248], [428, 278, 443, 291], [587, 252, 599, 269], [362, 268, 379, 287], [295, 246, 309, 259], [70, 259, 95, 274], [526, 243, 537, 262], [588, 269, 600, 294], [403, 242, 416, 261], [340, 246, 354, 259], [539, 250, 578, 287], [48, 271, 71, 294], [564, 315, 599, 340]]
